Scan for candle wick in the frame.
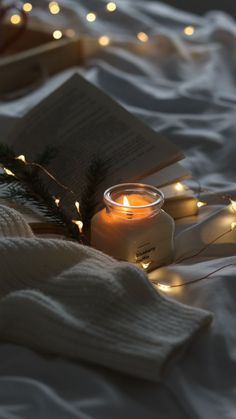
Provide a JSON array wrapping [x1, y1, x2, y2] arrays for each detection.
[[126, 212, 133, 219]]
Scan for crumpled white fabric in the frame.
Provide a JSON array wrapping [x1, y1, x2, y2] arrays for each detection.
[[0, 0, 236, 418]]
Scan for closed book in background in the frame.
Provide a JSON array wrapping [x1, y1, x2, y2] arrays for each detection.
[[160, 184, 198, 219]]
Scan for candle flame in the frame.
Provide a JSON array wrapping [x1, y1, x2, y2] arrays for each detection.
[[123, 195, 130, 206]]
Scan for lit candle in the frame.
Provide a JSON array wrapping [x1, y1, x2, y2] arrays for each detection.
[[91, 183, 175, 271]]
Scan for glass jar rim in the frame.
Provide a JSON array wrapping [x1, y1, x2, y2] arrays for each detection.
[[104, 183, 164, 210]]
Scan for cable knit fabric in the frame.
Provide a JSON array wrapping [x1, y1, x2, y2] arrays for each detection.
[[0, 205, 212, 382]]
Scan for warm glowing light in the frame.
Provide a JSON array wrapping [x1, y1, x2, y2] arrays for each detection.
[[65, 29, 76, 38], [10, 14, 22, 25], [175, 182, 185, 192], [16, 155, 26, 163], [106, 2, 117, 12], [158, 283, 171, 292], [4, 168, 15, 176], [137, 32, 149, 43], [184, 26, 195, 36], [123, 196, 130, 206], [49, 1, 60, 14], [141, 261, 151, 270], [86, 12, 96, 22], [231, 222, 236, 231], [53, 30, 62, 40], [75, 201, 80, 213], [98, 36, 111, 46], [197, 201, 207, 208], [230, 199, 236, 213], [72, 219, 83, 233], [54, 198, 60, 207], [23, 2, 32, 12]]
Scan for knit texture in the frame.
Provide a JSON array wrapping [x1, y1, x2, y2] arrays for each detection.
[[0, 205, 212, 382]]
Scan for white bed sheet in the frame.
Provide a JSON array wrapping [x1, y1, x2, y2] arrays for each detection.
[[0, 1, 236, 418]]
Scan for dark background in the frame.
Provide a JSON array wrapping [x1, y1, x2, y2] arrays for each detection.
[[162, 1, 236, 17]]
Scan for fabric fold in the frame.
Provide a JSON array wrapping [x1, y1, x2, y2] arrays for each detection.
[[0, 205, 212, 382]]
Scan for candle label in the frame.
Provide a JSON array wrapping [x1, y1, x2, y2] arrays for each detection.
[[135, 242, 156, 263]]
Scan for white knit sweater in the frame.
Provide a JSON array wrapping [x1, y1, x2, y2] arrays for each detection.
[[0, 205, 212, 382]]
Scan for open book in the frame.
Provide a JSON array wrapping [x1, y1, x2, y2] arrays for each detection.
[[4, 73, 198, 233]]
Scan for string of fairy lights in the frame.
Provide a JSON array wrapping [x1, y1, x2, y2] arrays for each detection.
[[6, 0, 196, 46], [2, 2, 235, 290], [2, 155, 236, 264], [3, 154, 84, 234], [156, 196, 236, 291]]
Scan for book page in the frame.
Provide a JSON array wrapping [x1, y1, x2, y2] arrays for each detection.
[[160, 183, 195, 200], [6, 73, 183, 212], [142, 162, 190, 187]]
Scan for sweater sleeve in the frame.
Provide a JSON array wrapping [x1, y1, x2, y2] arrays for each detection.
[[0, 205, 212, 383]]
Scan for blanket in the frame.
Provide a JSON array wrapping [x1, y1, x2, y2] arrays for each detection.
[[0, 204, 211, 382]]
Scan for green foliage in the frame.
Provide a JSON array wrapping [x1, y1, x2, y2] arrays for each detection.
[[0, 143, 81, 241], [80, 157, 107, 228], [0, 143, 106, 243]]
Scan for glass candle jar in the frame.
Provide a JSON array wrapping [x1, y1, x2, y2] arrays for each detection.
[[91, 183, 175, 271]]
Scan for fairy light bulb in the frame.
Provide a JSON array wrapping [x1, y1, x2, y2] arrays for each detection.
[[10, 14, 22, 25], [75, 201, 80, 213], [53, 30, 62, 40], [197, 201, 207, 208], [49, 1, 60, 14], [4, 168, 15, 176], [16, 155, 26, 163], [98, 36, 110, 46], [175, 182, 185, 192], [86, 12, 96, 22], [140, 261, 151, 270], [54, 197, 60, 207], [231, 222, 236, 231], [106, 2, 117, 12], [230, 199, 236, 213], [22, 2, 32, 12], [72, 220, 83, 233], [184, 26, 195, 36], [137, 32, 149, 43]]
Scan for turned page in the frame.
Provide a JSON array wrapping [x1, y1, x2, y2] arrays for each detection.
[[6, 73, 183, 205]]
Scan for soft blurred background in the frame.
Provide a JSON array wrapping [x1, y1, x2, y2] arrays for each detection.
[[163, 0, 235, 16]]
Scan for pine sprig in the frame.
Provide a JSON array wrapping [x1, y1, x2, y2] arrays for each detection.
[[0, 173, 17, 185], [0, 144, 106, 243], [80, 157, 107, 228], [23, 169, 83, 240], [35, 146, 58, 166], [0, 143, 82, 240]]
